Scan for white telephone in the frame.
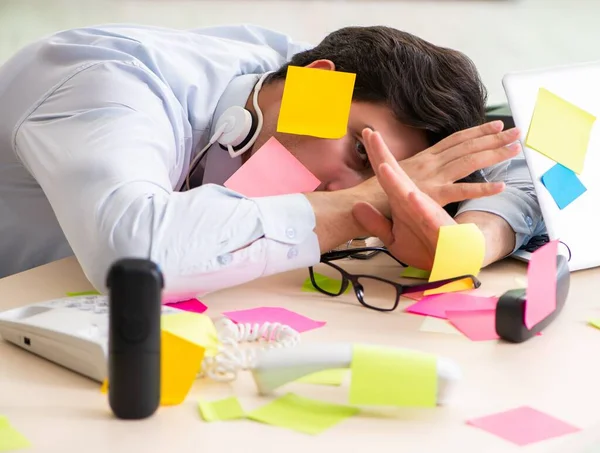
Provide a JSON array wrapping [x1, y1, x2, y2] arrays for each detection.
[[0, 295, 461, 405]]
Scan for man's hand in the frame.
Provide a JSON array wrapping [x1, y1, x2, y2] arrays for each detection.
[[352, 129, 459, 269], [397, 120, 521, 207]]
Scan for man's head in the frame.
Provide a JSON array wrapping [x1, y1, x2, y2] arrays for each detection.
[[248, 25, 487, 191]]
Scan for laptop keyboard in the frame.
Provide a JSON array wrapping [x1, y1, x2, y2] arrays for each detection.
[[519, 234, 550, 253]]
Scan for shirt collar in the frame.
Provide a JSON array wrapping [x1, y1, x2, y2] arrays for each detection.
[[201, 73, 261, 186]]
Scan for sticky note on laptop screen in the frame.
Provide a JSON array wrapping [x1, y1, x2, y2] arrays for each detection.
[[424, 223, 485, 295], [525, 88, 596, 174], [541, 163, 587, 209], [277, 66, 356, 139], [224, 137, 320, 197]]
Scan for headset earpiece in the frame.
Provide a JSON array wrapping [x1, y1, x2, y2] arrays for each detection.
[[214, 106, 253, 148]]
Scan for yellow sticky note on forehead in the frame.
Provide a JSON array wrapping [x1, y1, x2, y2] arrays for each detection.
[[277, 66, 356, 139], [424, 223, 485, 295], [525, 88, 596, 174]]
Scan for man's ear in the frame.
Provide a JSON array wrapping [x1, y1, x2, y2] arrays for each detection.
[[305, 59, 336, 71]]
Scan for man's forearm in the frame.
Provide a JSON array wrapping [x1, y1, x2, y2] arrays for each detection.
[[305, 189, 369, 253], [454, 211, 516, 266]]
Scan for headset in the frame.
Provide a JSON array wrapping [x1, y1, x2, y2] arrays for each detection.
[[185, 71, 274, 191]]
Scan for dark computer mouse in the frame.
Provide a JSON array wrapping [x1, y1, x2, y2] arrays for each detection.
[[495, 254, 570, 343]]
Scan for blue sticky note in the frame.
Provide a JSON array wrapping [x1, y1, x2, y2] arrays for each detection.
[[541, 163, 587, 209]]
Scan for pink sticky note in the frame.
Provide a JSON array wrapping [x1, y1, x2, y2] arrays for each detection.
[[405, 293, 498, 319], [467, 406, 580, 446], [525, 240, 559, 328], [224, 137, 321, 197], [165, 298, 207, 314], [222, 307, 326, 333], [446, 309, 499, 341]]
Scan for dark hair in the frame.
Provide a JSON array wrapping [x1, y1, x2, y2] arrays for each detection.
[[269, 26, 487, 147]]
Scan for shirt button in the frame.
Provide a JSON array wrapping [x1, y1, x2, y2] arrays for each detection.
[[217, 254, 233, 265], [525, 216, 533, 227], [287, 247, 299, 259], [286, 227, 296, 239]]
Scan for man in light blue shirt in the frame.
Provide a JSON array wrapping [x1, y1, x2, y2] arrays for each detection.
[[0, 24, 541, 299]]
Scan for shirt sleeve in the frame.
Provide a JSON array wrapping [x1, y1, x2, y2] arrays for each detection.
[[455, 156, 544, 253], [13, 61, 320, 299]]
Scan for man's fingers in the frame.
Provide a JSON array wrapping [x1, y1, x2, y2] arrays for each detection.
[[352, 201, 394, 245], [443, 142, 521, 182], [430, 120, 505, 154], [438, 127, 521, 165], [438, 181, 505, 206], [362, 129, 411, 183], [407, 191, 454, 258]]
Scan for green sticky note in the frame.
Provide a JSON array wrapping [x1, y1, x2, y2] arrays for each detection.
[[297, 368, 348, 386], [248, 393, 358, 435], [66, 290, 100, 297], [349, 344, 437, 407], [525, 88, 596, 174], [301, 272, 350, 294], [401, 266, 431, 279], [161, 312, 220, 357], [198, 397, 246, 422], [589, 319, 600, 330], [0, 416, 31, 451]]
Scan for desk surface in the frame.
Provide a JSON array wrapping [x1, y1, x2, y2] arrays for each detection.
[[1, 256, 600, 453]]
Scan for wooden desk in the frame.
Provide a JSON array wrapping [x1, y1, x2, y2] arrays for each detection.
[[1, 256, 600, 453]]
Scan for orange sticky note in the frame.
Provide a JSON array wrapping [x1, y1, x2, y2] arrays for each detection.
[[224, 137, 320, 197], [100, 331, 205, 406], [277, 66, 356, 139], [424, 224, 485, 295], [524, 240, 558, 329]]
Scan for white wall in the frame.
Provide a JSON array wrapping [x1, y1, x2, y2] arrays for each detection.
[[1, 0, 599, 104]]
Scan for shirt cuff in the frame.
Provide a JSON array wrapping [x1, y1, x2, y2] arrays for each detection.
[[455, 187, 542, 253], [252, 193, 321, 276]]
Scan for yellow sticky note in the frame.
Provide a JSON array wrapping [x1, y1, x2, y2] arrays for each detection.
[[160, 330, 205, 406], [248, 393, 358, 435], [0, 416, 31, 451], [198, 397, 246, 422], [401, 266, 431, 279], [526, 88, 596, 174], [349, 344, 437, 407], [277, 66, 356, 139], [161, 312, 219, 357], [297, 368, 348, 386], [424, 223, 485, 295], [589, 319, 600, 330], [100, 332, 205, 406]]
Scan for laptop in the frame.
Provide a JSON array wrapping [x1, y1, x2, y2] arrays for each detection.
[[502, 61, 600, 271]]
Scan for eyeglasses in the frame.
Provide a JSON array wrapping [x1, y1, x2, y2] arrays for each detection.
[[308, 247, 481, 312]]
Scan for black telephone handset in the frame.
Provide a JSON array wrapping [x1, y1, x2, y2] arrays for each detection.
[[495, 254, 570, 343], [106, 258, 164, 419]]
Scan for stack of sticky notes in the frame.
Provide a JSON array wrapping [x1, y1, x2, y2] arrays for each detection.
[[526, 87, 596, 210], [408, 239, 559, 341], [102, 313, 219, 406]]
